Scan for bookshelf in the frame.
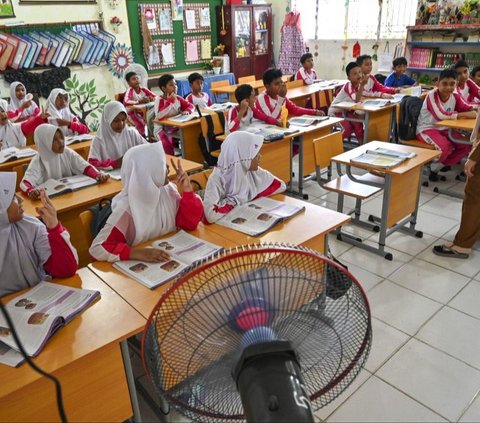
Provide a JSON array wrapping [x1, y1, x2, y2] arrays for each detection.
[[405, 24, 480, 84]]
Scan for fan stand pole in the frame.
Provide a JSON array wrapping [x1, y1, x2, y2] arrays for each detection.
[[121, 340, 143, 422], [234, 341, 315, 423]]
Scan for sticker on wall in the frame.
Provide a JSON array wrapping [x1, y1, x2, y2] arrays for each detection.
[[108, 43, 135, 79]]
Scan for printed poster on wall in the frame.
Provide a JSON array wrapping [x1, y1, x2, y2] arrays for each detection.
[[171, 0, 183, 21]]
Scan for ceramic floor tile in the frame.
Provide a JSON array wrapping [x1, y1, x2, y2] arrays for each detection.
[[449, 280, 480, 320], [314, 370, 371, 421], [370, 230, 437, 256], [338, 243, 412, 279], [417, 240, 480, 279], [459, 394, 480, 422], [414, 209, 459, 238], [327, 234, 352, 257], [420, 195, 463, 219], [367, 280, 442, 335], [327, 375, 446, 422], [417, 306, 480, 370], [364, 318, 409, 373], [389, 259, 470, 303], [377, 338, 480, 422], [338, 259, 384, 292]]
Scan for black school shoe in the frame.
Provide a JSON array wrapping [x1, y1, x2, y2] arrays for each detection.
[[432, 245, 469, 259]]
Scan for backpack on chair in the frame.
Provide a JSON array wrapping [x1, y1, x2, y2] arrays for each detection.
[[398, 96, 424, 141], [199, 111, 226, 166], [90, 198, 113, 238]]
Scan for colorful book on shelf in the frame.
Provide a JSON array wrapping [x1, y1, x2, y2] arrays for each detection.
[[0, 282, 100, 367], [113, 231, 223, 289], [216, 197, 305, 237]]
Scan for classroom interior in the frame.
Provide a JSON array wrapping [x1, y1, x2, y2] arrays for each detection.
[[1, 0, 480, 422]]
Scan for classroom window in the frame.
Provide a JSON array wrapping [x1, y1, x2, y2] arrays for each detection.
[[296, 0, 416, 41]]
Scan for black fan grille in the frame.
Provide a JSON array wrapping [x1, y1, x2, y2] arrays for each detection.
[[143, 244, 371, 423]]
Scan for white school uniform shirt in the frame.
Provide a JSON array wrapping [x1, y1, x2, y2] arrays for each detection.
[[8, 82, 38, 120], [88, 101, 147, 163], [416, 89, 470, 134], [21, 124, 91, 189], [296, 67, 318, 85], [255, 92, 285, 120], [328, 82, 357, 116], [226, 106, 253, 134], [203, 131, 279, 223], [45, 88, 76, 136], [89, 143, 180, 260], [0, 99, 26, 150], [185, 92, 211, 109]]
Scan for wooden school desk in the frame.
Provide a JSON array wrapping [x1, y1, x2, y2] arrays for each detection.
[[0, 268, 145, 423], [205, 194, 351, 254], [0, 140, 91, 173], [331, 141, 440, 260], [435, 118, 476, 142], [333, 102, 397, 143], [19, 156, 203, 267]]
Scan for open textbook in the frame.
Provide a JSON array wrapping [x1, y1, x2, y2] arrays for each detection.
[[169, 112, 201, 123], [246, 123, 299, 141], [0, 147, 36, 164], [351, 147, 416, 168], [217, 197, 305, 236], [64, 133, 94, 146], [288, 115, 329, 127], [106, 168, 122, 180], [113, 231, 223, 289], [206, 102, 237, 112], [0, 282, 100, 367], [39, 174, 97, 197]]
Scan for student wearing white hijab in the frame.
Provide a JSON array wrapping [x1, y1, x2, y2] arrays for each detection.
[[0, 99, 48, 151], [203, 131, 286, 223], [89, 143, 203, 262], [46, 88, 89, 136], [7, 82, 40, 122], [88, 101, 147, 169], [0, 172, 78, 298], [20, 124, 109, 200]]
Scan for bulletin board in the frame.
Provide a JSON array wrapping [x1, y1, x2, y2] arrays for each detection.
[[126, 0, 222, 75]]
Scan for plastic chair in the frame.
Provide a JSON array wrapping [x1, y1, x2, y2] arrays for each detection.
[[79, 210, 94, 247]]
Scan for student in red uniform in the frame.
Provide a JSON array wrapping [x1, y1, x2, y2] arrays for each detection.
[[255, 68, 324, 126], [226, 84, 257, 133], [0, 172, 78, 298], [328, 62, 367, 143], [20, 124, 109, 200], [7, 82, 40, 123], [454, 60, 480, 106], [0, 99, 48, 150], [154, 74, 195, 155], [89, 143, 203, 262], [295, 53, 318, 85], [356, 54, 400, 98], [471, 65, 480, 87], [185, 72, 212, 109], [123, 71, 156, 137], [203, 131, 286, 223], [416, 68, 477, 180]]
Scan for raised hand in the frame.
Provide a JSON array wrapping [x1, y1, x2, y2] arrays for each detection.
[[171, 158, 193, 192], [28, 189, 41, 201], [40, 106, 50, 120], [35, 190, 58, 229]]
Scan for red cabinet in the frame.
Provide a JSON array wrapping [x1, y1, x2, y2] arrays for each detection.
[[217, 4, 273, 80]]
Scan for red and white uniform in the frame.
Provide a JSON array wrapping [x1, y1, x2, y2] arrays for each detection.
[[363, 75, 396, 97], [416, 89, 473, 165], [154, 95, 194, 155], [295, 67, 318, 85], [89, 143, 203, 262], [185, 92, 212, 109], [254, 92, 317, 125], [456, 79, 480, 105], [328, 82, 364, 141], [123, 86, 156, 136], [226, 106, 254, 133]]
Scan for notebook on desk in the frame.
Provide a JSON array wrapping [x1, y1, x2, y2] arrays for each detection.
[[351, 147, 416, 168]]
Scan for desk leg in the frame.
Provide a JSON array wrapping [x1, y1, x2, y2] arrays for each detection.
[[363, 112, 370, 144], [121, 340, 143, 423]]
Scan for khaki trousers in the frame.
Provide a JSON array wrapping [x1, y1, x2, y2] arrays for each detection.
[[454, 169, 480, 249]]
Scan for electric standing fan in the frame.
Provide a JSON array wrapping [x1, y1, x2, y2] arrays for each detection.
[[142, 244, 371, 423], [122, 63, 149, 89]]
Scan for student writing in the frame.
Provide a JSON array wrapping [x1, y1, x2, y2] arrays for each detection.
[[0, 172, 78, 298]]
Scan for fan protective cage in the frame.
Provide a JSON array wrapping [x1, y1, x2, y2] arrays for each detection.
[[142, 244, 372, 423], [122, 63, 149, 88]]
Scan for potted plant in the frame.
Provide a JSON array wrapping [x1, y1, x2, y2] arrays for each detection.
[[203, 61, 214, 75], [110, 16, 123, 33], [213, 43, 225, 56], [211, 58, 223, 75]]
